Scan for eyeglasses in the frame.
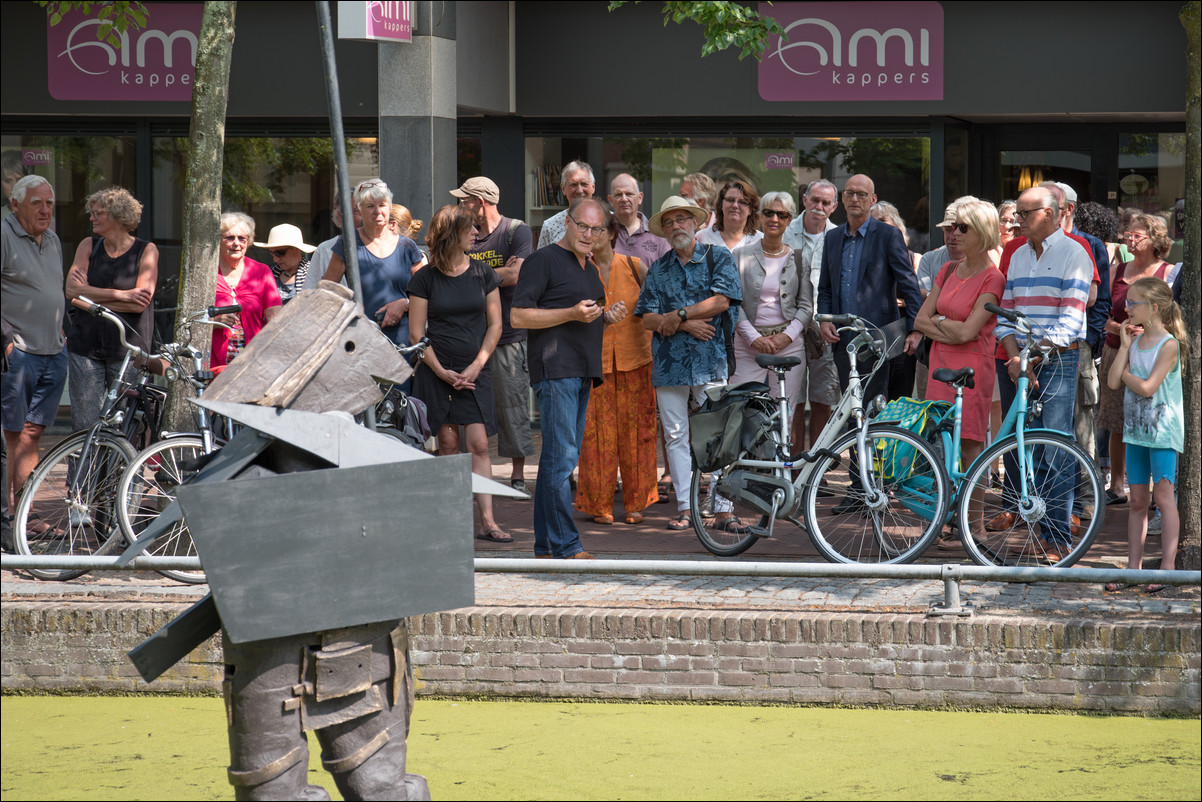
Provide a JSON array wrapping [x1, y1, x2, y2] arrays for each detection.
[[1014, 207, 1049, 221], [87, 209, 107, 219], [569, 217, 606, 236], [357, 180, 388, 190], [1123, 231, 1148, 242], [222, 235, 249, 243], [1125, 298, 1149, 308], [270, 248, 292, 257], [947, 223, 970, 234], [761, 209, 792, 220], [660, 213, 695, 229], [842, 190, 871, 200], [722, 197, 750, 208]]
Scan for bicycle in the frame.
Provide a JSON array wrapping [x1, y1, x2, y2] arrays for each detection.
[[921, 304, 1105, 567], [12, 297, 235, 581], [115, 304, 242, 584], [690, 314, 950, 563], [367, 335, 430, 448]]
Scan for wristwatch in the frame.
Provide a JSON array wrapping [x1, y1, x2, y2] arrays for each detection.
[[676, 308, 688, 321]]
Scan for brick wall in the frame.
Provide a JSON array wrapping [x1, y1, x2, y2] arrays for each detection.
[[3, 603, 1198, 714]]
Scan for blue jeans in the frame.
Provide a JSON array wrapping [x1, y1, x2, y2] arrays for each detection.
[[995, 349, 1079, 545], [532, 377, 591, 557]]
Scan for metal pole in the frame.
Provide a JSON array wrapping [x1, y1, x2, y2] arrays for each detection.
[[315, 0, 374, 428], [2, 555, 1199, 588]]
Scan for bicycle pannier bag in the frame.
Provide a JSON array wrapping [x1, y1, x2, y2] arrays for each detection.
[[690, 382, 775, 472]]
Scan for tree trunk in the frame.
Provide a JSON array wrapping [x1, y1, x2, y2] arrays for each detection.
[[167, 1, 237, 431], [1177, 1, 1200, 570]]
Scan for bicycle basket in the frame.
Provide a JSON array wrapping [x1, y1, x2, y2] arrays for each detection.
[[690, 382, 776, 472], [871, 397, 951, 481]]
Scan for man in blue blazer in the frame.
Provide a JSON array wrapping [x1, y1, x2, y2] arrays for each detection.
[[817, 174, 924, 404]]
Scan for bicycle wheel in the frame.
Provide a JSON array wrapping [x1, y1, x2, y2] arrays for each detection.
[[957, 432, 1103, 568], [802, 424, 949, 564], [689, 456, 772, 557], [13, 431, 137, 581], [118, 435, 208, 584]]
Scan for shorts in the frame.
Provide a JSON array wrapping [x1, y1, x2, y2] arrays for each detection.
[[799, 344, 840, 405], [1124, 443, 1177, 486], [490, 340, 535, 458], [1, 345, 68, 431]]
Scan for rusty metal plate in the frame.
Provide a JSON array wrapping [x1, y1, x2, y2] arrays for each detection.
[[175, 456, 475, 644]]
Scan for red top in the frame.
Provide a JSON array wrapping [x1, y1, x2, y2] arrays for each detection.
[[211, 257, 281, 367]]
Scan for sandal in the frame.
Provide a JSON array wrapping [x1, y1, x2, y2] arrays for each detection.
[[666, 514, 690, 531], [476, 528, 514, 543], [1104, 582, 1137, 592], [1145, 584, 1167, 594], [713, 516, 751, 534], [657, 479, 673, 502]]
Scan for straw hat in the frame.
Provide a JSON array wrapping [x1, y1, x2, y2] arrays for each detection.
[[254, 223, 316, 254], [648, 196, 709, 238]]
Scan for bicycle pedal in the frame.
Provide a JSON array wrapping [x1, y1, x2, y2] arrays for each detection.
[[748, 524, 771, 539]]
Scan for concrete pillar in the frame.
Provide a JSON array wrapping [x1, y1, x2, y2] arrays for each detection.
[[378, 1, 457, 226]]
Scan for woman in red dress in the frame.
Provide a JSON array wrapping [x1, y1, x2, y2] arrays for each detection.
[[914, 199, 1006, 533]]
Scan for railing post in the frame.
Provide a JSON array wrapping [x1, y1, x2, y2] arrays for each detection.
[[929, 563, 972, 617]]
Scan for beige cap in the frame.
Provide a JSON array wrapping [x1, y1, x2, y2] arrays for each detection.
[[449, 176, 500, 204]]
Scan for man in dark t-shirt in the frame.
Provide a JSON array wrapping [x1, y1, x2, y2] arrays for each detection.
[[451, 177, 536, 493], [512, 198, 628, 559]]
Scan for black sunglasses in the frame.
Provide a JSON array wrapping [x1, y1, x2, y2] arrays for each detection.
[[270, 248, 292, 257], [761, 209, 792, 220]]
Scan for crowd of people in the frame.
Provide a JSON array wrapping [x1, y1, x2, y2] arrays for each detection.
[[0, 166, 1189, 581]]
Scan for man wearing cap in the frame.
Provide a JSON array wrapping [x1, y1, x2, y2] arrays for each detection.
[[633, 197, 744, 533], [783, 179, 840, 451], [1047, 182, 1110, 468], [608, 174, 670, 266], [256, 224, 316, 304], [451, 176, 537, 493], [537, 161, 596, 248], [511, 198, 627, 559]]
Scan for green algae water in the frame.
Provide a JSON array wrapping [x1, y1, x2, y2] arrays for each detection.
[[1, 696, 1198, 800]]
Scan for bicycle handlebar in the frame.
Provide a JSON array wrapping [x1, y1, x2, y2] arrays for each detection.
[[984, 302, 1018, 323], [208, 304, 242, 317], [72, 296, 148, 360], [815, 313, 859, 327]]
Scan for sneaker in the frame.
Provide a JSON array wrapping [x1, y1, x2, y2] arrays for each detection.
[[510, 478, 529, 495], [1147, 512, 1162, 535]]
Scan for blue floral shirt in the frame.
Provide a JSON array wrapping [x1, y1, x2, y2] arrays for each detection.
[[633, 241, 742, 388]]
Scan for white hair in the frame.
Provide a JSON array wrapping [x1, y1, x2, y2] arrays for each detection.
[[760, 191, 797, 217], [354, 177, 393, 208], [220, 211, 256, 239], [560, 160, 595, 189], [11, 174, 52, 204]]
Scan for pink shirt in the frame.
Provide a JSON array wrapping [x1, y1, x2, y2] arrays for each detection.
[[211, 257, 281, 367]]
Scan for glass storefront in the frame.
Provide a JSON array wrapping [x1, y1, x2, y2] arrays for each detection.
[[1118, 132, 1185, 242], [998, 149, 1092, 205], [524, 134, 932, 248]]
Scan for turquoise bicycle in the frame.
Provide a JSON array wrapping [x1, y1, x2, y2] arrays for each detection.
[[912, 303, 1105, 567]]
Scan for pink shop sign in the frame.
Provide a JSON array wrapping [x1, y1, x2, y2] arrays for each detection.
[[758, 1, 944, 102], [47, 3, 202, 102], [338, 2, 413, 43]]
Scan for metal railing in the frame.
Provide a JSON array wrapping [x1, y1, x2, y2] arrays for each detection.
[[3, 555, 1198, 616]]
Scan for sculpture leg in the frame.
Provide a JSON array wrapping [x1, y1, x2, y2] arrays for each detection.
[[314, 623, 429, 801], [223, 632, 330, 801]]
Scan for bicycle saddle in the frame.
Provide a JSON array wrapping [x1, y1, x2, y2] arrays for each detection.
[[932, 366, 975, 389], [755, 354, 802, 369]]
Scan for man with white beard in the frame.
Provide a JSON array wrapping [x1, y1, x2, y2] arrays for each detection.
[[633, 197, 743, 533]]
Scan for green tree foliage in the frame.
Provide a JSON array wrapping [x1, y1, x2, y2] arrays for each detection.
[[39, 1, 148, 48], [608, 1, 785, 61]]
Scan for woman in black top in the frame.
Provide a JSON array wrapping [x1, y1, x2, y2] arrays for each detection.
[[64, 186, 158, 431], [408, 205, 510, 542]]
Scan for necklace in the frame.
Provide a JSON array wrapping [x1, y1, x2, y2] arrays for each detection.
[[763, 245, 789, 257]]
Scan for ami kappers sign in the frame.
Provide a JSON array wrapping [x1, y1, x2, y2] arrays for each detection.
[[758, 1, 943, 102], [47, 3, 203, 102]]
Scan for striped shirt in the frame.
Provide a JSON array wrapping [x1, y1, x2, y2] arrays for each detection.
[[996, 228, 1091, 348]]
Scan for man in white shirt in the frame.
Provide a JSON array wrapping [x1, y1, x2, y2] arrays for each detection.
[[537, 161, 595, 249], [782, 179, 839, 450]]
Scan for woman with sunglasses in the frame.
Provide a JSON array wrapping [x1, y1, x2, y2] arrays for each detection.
[[254, 223, 316, 305], [1096, 213, 1175, 506], [211, 212, 281, 368], [915, 200, 1005, 497], [727, 191, 812, 443]]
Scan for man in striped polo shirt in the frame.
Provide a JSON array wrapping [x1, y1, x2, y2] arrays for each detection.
[[994, 185, 1093, 562]]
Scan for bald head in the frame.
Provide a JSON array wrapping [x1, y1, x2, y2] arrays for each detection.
[[608, 173, 643, 227], [842, 174, 877, 227]]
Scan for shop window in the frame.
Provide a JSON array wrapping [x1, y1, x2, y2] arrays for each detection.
[[150, 136, 377, 331], [524, 135, 930, 248], [998, 149, 1091, 206], [1, 134, 137, 262], [1118, 133, 1185, 249], [457, 137, 481, 187]]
